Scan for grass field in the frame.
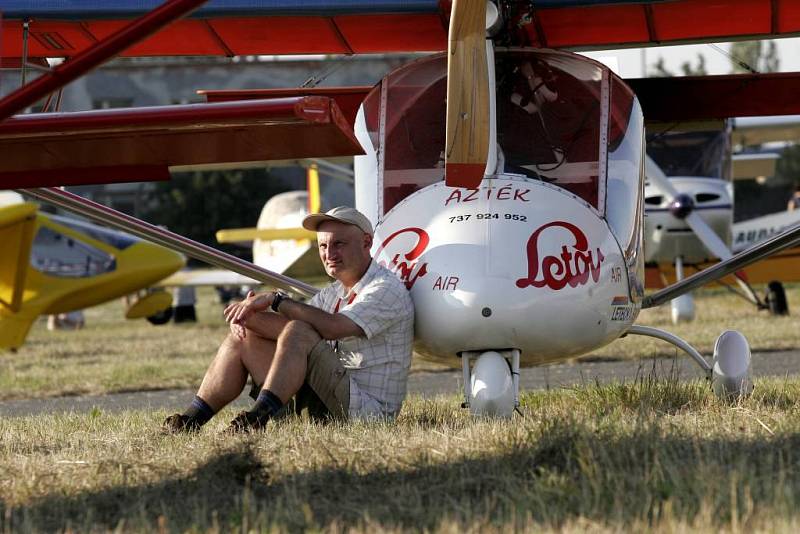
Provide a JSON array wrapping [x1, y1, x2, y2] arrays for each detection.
[[2, 286, 800, 531], [2, 284, 800, 400], [4, 378, 800, 531]]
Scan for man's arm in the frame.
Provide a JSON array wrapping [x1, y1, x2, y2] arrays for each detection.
[[225, 290, 363, 341], [277, 297, 364, 340]]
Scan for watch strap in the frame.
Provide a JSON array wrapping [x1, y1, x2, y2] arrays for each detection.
[[270, 292, 285, 312]]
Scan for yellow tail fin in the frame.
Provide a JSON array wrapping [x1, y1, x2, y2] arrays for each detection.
[[307, 164, 321, 214], [0, 203, 37, 313]]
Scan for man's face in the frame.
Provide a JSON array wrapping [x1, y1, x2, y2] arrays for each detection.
[[316, 221, 372, 281]]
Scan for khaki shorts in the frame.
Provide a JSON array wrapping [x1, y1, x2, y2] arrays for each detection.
[[250, 339, 350, 420]]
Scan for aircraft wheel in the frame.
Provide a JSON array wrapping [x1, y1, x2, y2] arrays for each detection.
[[469, 351, 514, 417], [711, 330, 753, 400], [765, 281, 789, 316], [147, 307, 173, 326], [173, 305, 197, 323], [670, 293, 695, 324]]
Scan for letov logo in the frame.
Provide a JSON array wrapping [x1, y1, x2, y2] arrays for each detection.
[[516, 221, 604, 290], [375, 227, 430, 289]]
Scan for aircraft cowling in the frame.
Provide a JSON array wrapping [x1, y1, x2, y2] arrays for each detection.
[[372, 175, 637, 368]]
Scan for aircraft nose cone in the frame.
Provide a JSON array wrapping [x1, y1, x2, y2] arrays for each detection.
[[668, 193, 694, 219]]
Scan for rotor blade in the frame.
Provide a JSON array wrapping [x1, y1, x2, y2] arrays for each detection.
[[18, 187, 318, 299], [445, 0, 490, 189], [643, 221, 800, 309], [684, 211, 732, 261], [644, 154, 680, 199]]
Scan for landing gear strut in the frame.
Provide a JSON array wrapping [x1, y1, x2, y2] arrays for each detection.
[[627, 325, 753, 399]]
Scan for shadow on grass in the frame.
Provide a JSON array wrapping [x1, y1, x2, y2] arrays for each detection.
[[5, 418, 800, 531]]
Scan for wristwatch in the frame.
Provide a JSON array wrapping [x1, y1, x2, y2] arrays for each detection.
[[270, 291, 287, 312]]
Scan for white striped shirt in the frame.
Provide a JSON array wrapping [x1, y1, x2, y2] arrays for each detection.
[[309, 260, 415, 418]]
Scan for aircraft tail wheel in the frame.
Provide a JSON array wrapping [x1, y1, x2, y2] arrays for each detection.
[[469, 351, 514, 417], [765, 281, 789, 316], [147, 307, 173, 326], [711, 330, 753, 399], [670, 293, 695, 324]]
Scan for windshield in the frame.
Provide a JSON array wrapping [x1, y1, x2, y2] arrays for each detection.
[[49, 214, 137, 250], [496, 49, 603, 209], [646, 128, 730, 178], [30, 225, 117, 278], [363, 49, 642, 219]]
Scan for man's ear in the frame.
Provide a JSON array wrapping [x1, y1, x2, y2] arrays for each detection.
[[364, 233, 373, 250]]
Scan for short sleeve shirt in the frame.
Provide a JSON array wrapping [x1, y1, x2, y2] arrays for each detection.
[[309, 260, 414, 418]]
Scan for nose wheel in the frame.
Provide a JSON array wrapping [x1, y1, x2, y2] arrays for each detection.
[[460, 349, 520, 417]]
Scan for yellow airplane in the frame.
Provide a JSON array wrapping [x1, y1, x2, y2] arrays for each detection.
[[0, 201, 184, 350]]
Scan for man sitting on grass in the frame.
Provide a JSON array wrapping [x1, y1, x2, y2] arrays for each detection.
[[163, 207, 415, 433]]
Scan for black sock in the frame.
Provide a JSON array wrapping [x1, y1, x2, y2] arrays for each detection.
[[252, 389, 284, 416], [183, 395, 216, 426]]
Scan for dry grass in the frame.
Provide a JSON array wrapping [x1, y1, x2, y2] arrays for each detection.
[[4, 376, 800, 531], [584, 283, 800, 361], [2, 285, 800, 400], [3, 286, 800, 531]]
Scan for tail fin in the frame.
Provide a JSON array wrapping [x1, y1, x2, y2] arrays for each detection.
[[0, 203, 37, 314], [307, 163, 321, 214], [0, 312, 38, 351]]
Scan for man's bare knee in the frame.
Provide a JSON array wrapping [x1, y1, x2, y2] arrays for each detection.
[[280, 320, 321, 350], [220, 330, 262, 356]]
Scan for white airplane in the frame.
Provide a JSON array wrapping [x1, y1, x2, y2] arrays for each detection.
[[643, 118, 800, 323], [8, 1, 800, 417]]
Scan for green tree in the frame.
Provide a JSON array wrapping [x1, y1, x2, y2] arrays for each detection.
[[649, 54, 707, 77], [729, 40, 779, 73], [141, 168, 291, 262], [680, 54, 707, 76], [649, 57, 672, 77], [776, 144, 800, 188]]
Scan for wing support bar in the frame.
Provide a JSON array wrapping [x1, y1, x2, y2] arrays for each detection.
[[18, 187, 318, 299], [0, 0, 208, 122], [643, 222, 800, 309]]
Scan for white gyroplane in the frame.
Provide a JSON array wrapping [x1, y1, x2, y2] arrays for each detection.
[[6, 0, 800, 416]]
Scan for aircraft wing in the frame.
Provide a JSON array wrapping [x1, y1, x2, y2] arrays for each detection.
[[731, 115, 800, 147], [216, 227, 317, 245], [3, 1, 800, 58], [156, 268, 260, 287], [0, 97, 363, 188], [732, 210, 800, 254]]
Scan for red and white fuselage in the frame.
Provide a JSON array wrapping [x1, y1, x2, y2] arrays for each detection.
[[354, 48, 645, 368], [372, 176, 637, 366]]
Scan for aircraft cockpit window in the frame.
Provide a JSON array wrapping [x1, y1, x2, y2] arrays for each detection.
[[605, 77, 644, 262], [646, 129, 729, 179], [30, 226, 117, 278], [496, 50, 602, 209], [364, 54, 448, 214], [50, 215, 137, 250]]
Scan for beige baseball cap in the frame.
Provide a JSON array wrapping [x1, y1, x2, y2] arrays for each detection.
[[302, 206, 373, 235]]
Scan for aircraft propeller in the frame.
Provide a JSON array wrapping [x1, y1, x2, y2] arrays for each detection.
[[444, 0, 491, 189], [644, 155, 733, 262]]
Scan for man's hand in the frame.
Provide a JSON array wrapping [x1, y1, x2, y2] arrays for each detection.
[[223, 290, 275, 339]]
